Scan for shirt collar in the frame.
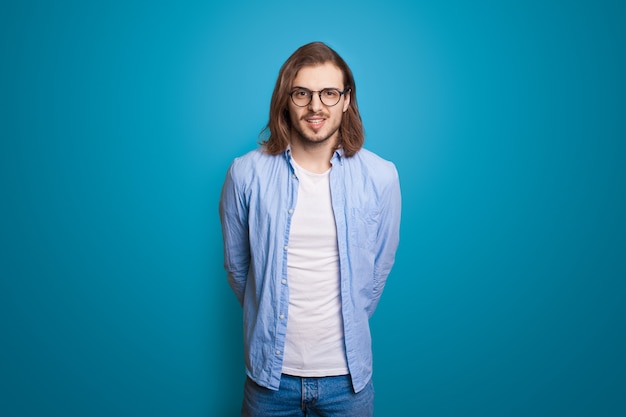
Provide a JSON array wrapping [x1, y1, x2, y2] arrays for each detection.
[[283, 144, 344, 165]]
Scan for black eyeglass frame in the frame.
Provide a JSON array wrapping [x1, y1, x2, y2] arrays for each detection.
[[288, 87, 351, 107]]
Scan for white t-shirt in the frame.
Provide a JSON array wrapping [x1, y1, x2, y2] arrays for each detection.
[[282, 160, 349, 377]]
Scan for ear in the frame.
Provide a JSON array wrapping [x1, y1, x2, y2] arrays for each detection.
[[342, 89, 351, 112]]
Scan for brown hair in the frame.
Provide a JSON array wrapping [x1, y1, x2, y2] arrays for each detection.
[[260, 42, 364, 157]]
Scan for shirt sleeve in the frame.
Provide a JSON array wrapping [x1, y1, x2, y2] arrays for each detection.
[[369, 164, 402, 317], [219, 161, 250, 306]]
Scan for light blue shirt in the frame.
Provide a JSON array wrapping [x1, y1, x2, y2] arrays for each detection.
[[219, 146, 401, 393]]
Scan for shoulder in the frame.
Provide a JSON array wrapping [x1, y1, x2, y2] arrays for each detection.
[[226, 147, 287, 190], [228, 148, 283, 175], [347, 148, 399, 182], [230, 147, 274, 166], [351, 148, 396, 167]]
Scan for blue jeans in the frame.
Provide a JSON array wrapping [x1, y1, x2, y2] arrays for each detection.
[[242, 374, 374, 417]]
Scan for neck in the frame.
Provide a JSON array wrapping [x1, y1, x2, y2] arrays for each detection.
[[289, 136, 337, 174]]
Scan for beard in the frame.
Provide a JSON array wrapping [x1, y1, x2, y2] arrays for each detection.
[[291, 112, 342, 148]]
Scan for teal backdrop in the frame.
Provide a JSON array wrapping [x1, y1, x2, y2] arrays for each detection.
[[2, 1, 624, 416]]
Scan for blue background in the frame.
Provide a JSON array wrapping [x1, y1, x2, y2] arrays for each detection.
[[2, 0, 625, 416]]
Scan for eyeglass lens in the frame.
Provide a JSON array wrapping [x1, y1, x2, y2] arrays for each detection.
[[290, 88, 343, 107]]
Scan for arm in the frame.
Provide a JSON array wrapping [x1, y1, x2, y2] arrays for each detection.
[[369, 165, 402, 316], [219, 162, 250, 306]]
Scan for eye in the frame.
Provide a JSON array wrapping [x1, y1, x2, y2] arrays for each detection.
[[323, 89, 340, 98], [293, 89, 310, 97]]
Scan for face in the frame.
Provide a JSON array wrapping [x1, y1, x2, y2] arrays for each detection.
[[288, 62, 351, 148]]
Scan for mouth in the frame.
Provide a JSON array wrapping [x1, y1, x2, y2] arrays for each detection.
[[304, 116, 326, 130]]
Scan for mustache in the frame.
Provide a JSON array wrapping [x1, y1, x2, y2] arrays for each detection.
[[301, 112, 328, 119]]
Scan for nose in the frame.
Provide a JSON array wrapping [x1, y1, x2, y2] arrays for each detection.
[[308, 92, 324, 111]]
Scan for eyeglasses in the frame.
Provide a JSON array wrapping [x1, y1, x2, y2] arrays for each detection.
[[289, 87, 350, 107]]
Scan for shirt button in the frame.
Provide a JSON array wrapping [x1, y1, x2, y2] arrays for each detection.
[[288, 209, 294, 214], [275, 350, 281, 355], [284, 246, 288, 251], [279, 314, 285, 319], [281, 279, 287, 285], [292, 174, 296, 179]]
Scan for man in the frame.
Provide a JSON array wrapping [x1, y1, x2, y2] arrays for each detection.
[[219, 41, 401, 416]]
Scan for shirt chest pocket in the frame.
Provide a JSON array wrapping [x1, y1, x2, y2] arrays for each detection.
[[350, 207, 380, 249]]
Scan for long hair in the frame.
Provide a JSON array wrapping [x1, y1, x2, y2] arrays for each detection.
[[260, 42, 364, 157]]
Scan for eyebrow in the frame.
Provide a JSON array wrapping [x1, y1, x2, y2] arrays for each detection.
[[291, 86, 343, 90]]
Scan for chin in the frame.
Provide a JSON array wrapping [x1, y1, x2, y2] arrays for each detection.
[[296, 129, 328, 143], [305, 134, 332, 144]]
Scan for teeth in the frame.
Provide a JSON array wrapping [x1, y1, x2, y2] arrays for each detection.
[[307, 119, 323, 124]]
